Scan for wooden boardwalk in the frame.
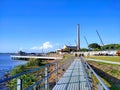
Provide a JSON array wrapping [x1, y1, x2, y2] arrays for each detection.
[[52, 58, 91, 90]]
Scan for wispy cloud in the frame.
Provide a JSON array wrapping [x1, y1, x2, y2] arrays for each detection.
[[19, 47, 23, 51], [31, 41, 53, 50]]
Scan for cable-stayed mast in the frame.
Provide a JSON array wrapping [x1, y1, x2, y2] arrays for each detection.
[[84, 36, 89, 47], [96, 30, 104, 46], [84, 36, 90, 50]]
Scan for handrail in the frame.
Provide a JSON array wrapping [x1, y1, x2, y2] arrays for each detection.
[[0, 60, 59, 84], [0, 57, 74, 90], [81, 57, 110, 90], [80, 58, 92, 90], [86, 62, 110, 90], [26, 58, 74, 90]]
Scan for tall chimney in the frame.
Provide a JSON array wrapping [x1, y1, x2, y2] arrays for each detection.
[[77, 24, 80, 51]]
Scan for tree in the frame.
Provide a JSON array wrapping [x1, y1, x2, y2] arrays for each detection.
[[80, 48, 90, 51], [88, 43, 101, 50], [63, 47, 69, 52], [102, 44, 120, 50]]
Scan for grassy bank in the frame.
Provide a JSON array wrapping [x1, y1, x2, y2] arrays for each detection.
[[11, 58, 47, 75], [7, 58, 47, 89], [87, 56, 120, 62], [88, 61, 120, 90]]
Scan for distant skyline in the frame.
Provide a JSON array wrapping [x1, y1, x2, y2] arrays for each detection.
[[0, 0, 120, 53]]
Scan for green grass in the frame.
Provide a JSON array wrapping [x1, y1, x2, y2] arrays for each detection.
[[101, 77, 111, 88], [101, 77, 120, 90], [8, 58, 48, 89], [88, 61, 120, 90], [87, 56, 120, 62], [61, 54, 75, 63]]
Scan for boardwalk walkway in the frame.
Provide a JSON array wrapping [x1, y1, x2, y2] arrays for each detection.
[[52, 58, 91, 90]]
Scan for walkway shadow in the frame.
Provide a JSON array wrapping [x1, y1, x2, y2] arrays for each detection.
[[90, 64, 120, 90]]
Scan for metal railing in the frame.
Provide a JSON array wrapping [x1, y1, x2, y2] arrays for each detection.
[[81, 57, 110, 90], [0, 56, 110, 90], [0, 56, 74, 90]]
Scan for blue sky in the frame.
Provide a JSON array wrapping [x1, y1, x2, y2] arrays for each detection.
[[0, 0, 120, 53]]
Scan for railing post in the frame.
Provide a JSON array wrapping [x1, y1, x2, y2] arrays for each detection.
[[85, 62, 88, 70], [83, 58, 110, 90], [89, 70, 92, 78], [45, 67, 49, 90], [89, 70, 93, 90], [56, 63, 58, 83], [17, 78, 22, 90], [33, 85, 36, 90], [97, 84, 104, 90], [82, 58, 92, 90]]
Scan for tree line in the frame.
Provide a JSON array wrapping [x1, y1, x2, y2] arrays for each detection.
[[80, 43, 120, 51]]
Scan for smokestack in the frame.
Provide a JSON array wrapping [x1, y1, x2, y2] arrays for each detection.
[[77, 24, 80, 51]]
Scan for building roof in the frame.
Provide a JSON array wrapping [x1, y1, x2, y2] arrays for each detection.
[[63, 45, 77, 49]]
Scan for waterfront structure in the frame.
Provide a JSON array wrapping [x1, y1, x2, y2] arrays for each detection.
[[11, 55, 63, 60]]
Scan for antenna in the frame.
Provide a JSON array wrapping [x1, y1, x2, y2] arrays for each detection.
[[96, 30, 104, 46]]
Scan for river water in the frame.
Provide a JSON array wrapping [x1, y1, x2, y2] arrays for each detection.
[[0, 54, 27, 79]]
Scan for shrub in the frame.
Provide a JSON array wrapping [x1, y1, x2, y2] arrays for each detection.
[[10, 65, 26, 75], [25, 58, 41, 67]]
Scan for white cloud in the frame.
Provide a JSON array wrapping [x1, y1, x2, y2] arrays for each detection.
[[30, 47, 38, 50], [31, 41, 53, 50], [39, 41, 53, 49], [19, 48, 23, 50]]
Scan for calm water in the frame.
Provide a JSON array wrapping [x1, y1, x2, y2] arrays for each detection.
[[0, 54, 27, 79]]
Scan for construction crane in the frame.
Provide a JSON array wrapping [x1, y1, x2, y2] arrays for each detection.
[[84, 36, 90, 50], [96, 30, 104, 46]]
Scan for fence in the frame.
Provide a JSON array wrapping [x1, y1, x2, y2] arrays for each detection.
[[81, 57, 110, 90], [0, 56, 74, 90]]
